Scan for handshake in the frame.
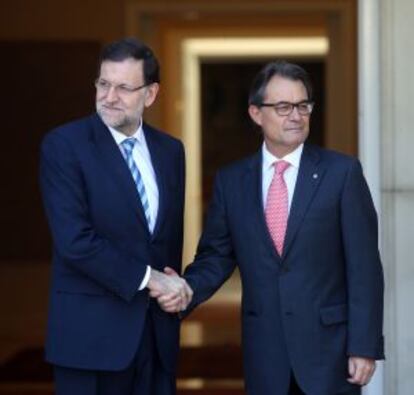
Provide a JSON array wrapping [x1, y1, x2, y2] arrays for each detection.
[[147, 267, 193, 313]]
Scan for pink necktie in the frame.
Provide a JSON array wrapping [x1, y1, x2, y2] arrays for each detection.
[[265, 160, 290, 255]]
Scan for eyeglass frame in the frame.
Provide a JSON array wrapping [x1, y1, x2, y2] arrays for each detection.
[[95, 78, 151, 96], [259, 100, 315, 116]]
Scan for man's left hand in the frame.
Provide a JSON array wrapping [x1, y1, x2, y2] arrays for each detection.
[[347, 356, 376, 386]]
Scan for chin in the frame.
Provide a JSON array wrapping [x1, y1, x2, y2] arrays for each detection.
[[101, 114, 124, 127], [287, 136, 306, 146]]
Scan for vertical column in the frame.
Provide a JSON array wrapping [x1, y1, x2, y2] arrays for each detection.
[[361, 0, 414, 393], [380, 0, 414, 393], [357, 0, 384, 394]]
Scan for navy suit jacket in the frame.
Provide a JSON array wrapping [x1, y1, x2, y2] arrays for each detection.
[[184, 144, 384, 395], [40, 114, 185, 372]]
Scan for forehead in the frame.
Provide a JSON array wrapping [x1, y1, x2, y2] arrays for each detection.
[[99, 58, 144, 83], [263, 75, 308, 101]]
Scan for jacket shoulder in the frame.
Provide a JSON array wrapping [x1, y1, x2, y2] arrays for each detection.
[[42, 114, 96, 146], [217, 153, 258, 177], [306, 144, 359, 168]]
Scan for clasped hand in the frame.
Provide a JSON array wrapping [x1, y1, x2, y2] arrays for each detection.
[[147, 267, 193, 313]]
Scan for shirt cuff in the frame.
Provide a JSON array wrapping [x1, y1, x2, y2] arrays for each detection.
[[138, 266, 151, 291]]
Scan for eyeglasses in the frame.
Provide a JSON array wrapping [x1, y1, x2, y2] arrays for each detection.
[[259, 100, 314, 116], [95, 79, 149, 96]]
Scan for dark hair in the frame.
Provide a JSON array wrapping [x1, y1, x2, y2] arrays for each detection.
[[99, 37, 160, 84], [248, 61, 312, 106]]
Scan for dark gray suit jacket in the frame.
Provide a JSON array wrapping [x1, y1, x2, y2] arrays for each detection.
[[184, 144, 384, 395], [40, 114, 185, 372]]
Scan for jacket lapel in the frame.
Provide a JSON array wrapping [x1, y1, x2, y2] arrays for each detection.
[[143, 124, 166, 238], [244, 151, 282, 262], [91, 114, 150, 233], [282, 144, 325, 259]]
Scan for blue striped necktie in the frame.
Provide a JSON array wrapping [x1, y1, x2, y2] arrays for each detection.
[[121, 138, 152, 228]]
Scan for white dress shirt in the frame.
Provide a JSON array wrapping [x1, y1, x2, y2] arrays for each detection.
[[108, 121, 157, 290], [262, 143, 304, 213]]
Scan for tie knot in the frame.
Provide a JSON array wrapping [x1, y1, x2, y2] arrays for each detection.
[[274, 160, 290, 175], [121, 138, 137, 154]]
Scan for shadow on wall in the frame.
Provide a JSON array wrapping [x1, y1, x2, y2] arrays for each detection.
[[0, 41, 100, 263]]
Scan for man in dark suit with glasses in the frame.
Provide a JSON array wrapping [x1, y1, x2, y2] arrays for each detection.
[[158, 61, 384, 395], [40, 37, 192, 395]]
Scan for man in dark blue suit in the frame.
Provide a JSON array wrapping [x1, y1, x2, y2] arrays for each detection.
[[158, 61, 384, 395], [40, 38, 192, 395]]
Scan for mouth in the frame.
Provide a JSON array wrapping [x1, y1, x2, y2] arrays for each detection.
[[285, 127, 303, 133], [101, 105, 123, 112]]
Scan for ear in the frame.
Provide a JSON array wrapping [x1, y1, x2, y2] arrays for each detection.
[[248, 104, 262, 127], [144, 83, 160, 108]]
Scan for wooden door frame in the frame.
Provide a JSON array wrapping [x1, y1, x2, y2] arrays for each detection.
[[126, 0, 357, 263]]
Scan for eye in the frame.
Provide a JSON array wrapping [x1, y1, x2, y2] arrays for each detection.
[[297, 102, 313, 114], [96, 80, 110, 89], [275, 103, 292, 112], [118, 85, 132, 94]]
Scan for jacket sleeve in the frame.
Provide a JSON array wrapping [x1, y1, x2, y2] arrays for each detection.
[[183, 171, 237, 315], [341, 159, 385, 359], [39, 132, 147, 302]]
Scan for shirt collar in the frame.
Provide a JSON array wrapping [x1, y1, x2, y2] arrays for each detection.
[[262, 142, 304, 170], [107, 119, 144, 146]]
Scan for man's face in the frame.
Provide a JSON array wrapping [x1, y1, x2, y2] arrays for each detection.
[[96, 58, 158, 136], [248, 75, 311, 157]]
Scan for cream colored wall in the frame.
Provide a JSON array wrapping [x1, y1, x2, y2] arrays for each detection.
[[381, 0, 414, 393]]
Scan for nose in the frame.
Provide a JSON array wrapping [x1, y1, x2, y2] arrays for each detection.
[[105, 86, 119, 103], [288, 106, 302, 121]]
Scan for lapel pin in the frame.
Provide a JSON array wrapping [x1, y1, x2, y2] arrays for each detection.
[[313, 173, 318, 179]]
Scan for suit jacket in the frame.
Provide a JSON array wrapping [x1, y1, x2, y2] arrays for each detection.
[[40, 113, 185, 372], [184, 144, 384, 395]]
